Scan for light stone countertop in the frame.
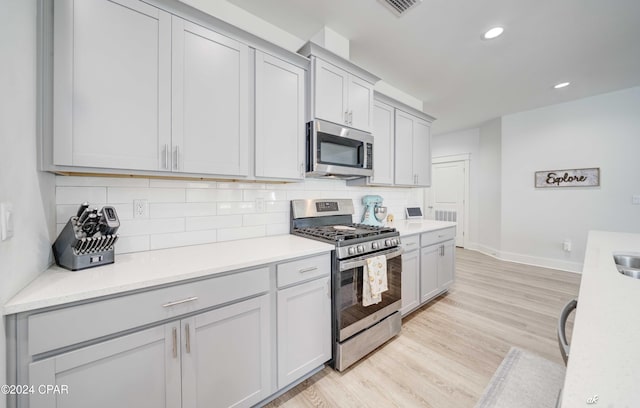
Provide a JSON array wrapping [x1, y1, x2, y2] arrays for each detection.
[[3, 235, 334, 315], [561, 230, 640, 407], [388, 219, 457, 236]]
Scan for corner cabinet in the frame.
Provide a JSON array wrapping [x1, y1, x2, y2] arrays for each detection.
[[299, 42, 379, 133], [254, 51, 306, 180], [400, 227, 456, 317]]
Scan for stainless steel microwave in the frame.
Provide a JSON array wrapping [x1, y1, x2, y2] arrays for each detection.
[[306, 119, 373, 179]]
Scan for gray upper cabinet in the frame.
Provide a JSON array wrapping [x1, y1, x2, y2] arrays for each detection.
[[171, 17, 249, 177], [394, 109, 432, 187], [255, 51, 306, 180], [53, 0, 172, 171], [369, 100, 395, 185]]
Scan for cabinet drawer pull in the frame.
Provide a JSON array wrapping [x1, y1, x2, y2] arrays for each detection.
[[185, 324, 191, 354], [405, 242, 417, 246], [172, 327, 177, 359], [298, 266, 318, 274], [162, 296, 198, 308]]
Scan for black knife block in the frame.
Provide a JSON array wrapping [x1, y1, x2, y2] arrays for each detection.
[[53, 216, 119, 271]]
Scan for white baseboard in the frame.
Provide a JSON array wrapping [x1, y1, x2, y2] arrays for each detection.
[[465, 242, 582, 273]]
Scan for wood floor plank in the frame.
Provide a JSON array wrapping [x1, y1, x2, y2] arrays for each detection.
[[265, 248, 581, 407]]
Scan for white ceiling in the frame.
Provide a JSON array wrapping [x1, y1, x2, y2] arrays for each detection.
[[228, 0, 640, 134]]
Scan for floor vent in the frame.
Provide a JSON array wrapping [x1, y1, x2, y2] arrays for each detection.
[[379, 0, 423, 16], [435, 210, 457, 222]]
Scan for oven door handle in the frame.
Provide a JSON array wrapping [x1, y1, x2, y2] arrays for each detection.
[[339, 247, 404, 271]]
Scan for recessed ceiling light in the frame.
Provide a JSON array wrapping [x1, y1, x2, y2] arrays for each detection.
[[483, 26, 504, 40], [554, 82, 571, 89]]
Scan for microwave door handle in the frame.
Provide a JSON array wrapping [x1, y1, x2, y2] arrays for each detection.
[[339, 247, 404, 271]]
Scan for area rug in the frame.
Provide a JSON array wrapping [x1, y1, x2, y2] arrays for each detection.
[[474, 347, 565, 408]]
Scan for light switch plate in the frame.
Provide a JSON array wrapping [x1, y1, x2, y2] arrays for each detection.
[[1, 202, 14, 241], [632, 195, 640, 205]]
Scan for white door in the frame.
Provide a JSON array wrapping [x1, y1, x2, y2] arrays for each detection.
[[276, 277, 331, 388], [255, 51, 305, 180], [314, 58, 348, 126], [172, 17, 249, 176], [428, 160, 466, 246], [347, 74, 374, 132], [53, 0, 171, 170]]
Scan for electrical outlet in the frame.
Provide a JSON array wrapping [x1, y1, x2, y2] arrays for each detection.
[[255, 198, 265, 213], [133, 199, 148, 219], [563, 239, 572, 252]]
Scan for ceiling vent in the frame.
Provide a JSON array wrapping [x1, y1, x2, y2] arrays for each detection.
[[379, 0, 423, 16]]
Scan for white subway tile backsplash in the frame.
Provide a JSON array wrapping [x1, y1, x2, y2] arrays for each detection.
[[54, 176, 422, 254], [108, 187, 185, 204], [57, 187, 107, 205], [217, 201, 256, 215], [217, 225, 266, 242], [115, 235, 150, 254], [150, 230, 217, 250], [118, 218, 184, 236], [266, 223, 289, 236], [149, 179, 217, 189], [150, 202, 217, 218], [186, 215, 243, 231], [56, 176, 149, 188]]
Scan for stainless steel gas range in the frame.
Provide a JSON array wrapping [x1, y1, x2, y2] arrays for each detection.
[[290, 199, 402, 371]]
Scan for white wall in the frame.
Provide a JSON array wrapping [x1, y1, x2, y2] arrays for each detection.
[[501, 86, 640, 272], [55, 177, 424, 254], [0, 0, 56, 404], [430, 128, 480, 245], [476, 118, 502, 253]]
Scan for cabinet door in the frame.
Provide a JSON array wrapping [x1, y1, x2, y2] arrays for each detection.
[[28, 324, 180, 408], [277, 277, 331, 388], [370, 101, 394, 185], [53, 0, 171, 170], [394, 110, 416, 186], [313, 58, 348, 126], [400, 249, 420, 316], [347, 75, 374, 132], [172, 18, 249, 176], [438, 240, 456, 290], [420, 244, 440, 303], [181, 295, 271, 408], [255, 51, 305, 180], [413, 118, 432, 187]]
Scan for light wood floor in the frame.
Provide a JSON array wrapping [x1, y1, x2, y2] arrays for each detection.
[[265, 248, 581, 408]]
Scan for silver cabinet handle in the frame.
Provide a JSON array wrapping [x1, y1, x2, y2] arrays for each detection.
[[164, 144, 169, 170], [298, 266, 318, 274], [349, 111, 353, 124], [557, 298, 577, 365], [162, 296, 198, 308], [185, 324, 191, 354], [300, 163, 304, 177], [172, 327, 177, 359], [174, 146, 180, 170], [344, 111, 349, 124], [405, 242, 417, 246]]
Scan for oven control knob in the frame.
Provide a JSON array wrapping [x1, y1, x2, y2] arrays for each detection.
[[392, 239, 398, 245], [385, 239, 391, 247], [348, 247, 356, 255], [372, 242, 379, 250], [357, 245, 364, 253]]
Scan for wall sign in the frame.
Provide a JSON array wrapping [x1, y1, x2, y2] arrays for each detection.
[[535, 168, 600, 188]]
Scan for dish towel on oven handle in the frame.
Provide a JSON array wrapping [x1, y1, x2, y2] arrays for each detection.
[[363, 255, 388, 306]]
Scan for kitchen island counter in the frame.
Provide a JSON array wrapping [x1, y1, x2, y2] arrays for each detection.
[[561, 230, 640, 407]]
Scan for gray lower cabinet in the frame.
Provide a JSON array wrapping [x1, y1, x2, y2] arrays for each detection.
[[28, 295, 271, 408], [277, 276, 331, 388], [401, 228, 456, 317]]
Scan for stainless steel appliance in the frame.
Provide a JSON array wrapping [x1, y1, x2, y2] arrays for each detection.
[[290, 199, 402, 371], [306, 119, 374, 179], [53, 202, 120, 271]]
